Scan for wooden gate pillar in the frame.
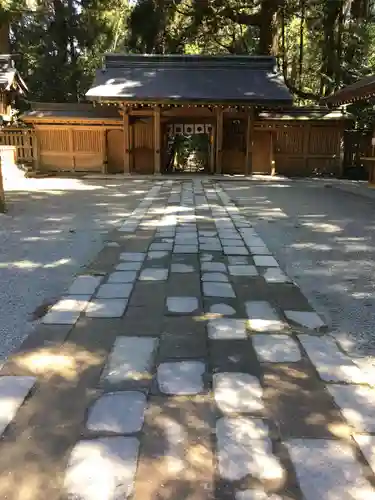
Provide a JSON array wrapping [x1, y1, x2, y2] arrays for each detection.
[[153, 106, 161, 174], [216, 108, 223, 174], [123, 109, 130, 174], [245, 107, 254, 176]]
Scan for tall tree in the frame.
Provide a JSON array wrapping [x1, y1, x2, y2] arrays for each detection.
[[10, 0, 131, 101]]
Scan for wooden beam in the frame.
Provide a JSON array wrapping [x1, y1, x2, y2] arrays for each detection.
[[245, 108, 254, 176], [216, 108, 223, 174], [123, 110, 130, 174], [154, 106, 161, 174]]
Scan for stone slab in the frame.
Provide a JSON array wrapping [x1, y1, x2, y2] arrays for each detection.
[[0, 376, 36, 436], [263, 268, 291, 284], [246, 301, 286, 333], [149, 243, 173, 251], [216, 417, 284, 483], [119, 252, 145, 262], [68, 275, 102, 295], [116, 262, 143, 271], [213, 372, 263, 414], [171, 264, 195, 273], [203, 282, 235, 298], [200, 243, 222, 251], [223, 246, 249, 256], [199, 230, 217, 237], [96, 284, 133, 299], [220, 239, 245, 247], [64, 437, 140, 500], [107, 271, 137, 283], [157, 361, 205, 395], [209, 304, 236, 316], [174, 245, 199, 254], [327, 384, 375, 432], [103, 337, 158, 384], [286, 439, 375, 500], [299, 335, 368, 384], [285, 311, 325, 330], [248, 246, 271, 255], [218, 232, 242, 240], [227, 256, 250, 265], [147, 251, 169, 260], [201, 262, 227, 272], [86, 392, 147, 434], [166, 296, 199, 314], [139, 268, 169, 281], [253, 334, 301, 363], [201, 272, 229, 283], [42, 296, 90, 325], [253, 256, 279, 268], [86, 299, 127, 318], [208, 319, 247, 340], [228, 265, 258, 277]]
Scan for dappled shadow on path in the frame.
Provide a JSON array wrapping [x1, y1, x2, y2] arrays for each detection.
[[222, 179, 375, 355]]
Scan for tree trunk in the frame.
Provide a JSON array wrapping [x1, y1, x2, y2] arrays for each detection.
[[321, 0, 342, 96], [258, 0, 279, 55], [0, 22, 9, 53]]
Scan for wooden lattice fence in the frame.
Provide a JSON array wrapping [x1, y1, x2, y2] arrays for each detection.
[[0, 127, 35, 164]]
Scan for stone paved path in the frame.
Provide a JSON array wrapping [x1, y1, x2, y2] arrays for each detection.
[[0, 179, 375, 499]]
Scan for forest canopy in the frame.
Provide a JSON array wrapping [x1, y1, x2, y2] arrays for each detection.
[[1, 0, 374, 117]]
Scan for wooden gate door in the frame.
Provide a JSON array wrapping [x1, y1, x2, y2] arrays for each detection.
[[107, 129, 124, 173], [222, 119, 246, 174]]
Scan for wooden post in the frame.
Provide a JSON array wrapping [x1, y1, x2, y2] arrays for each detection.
[[32, 129, 40, 171], [216, 108, 223, 174], [209, 127, 215, 174], [68, 128, 74, 170], [123, 110, 130, 174], [245, 108, 254, 176], [129, 119, 134, 173], [154, 106, 161, 175], [101, 128, 107, 174], [270, 132, 276, 176]]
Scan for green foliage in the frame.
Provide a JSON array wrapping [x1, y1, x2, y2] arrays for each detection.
[[0, 0, 374, 120], [9, 0, 131, 101]]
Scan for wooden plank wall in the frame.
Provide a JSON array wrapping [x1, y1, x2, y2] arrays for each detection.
[[35, 126, 105, 172], [268, 122, 344, 177], [7, 118, 348, 177]]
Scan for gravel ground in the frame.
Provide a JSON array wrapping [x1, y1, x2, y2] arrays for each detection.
[[0, 176, 151, 360], [222, 178, 375, 362]]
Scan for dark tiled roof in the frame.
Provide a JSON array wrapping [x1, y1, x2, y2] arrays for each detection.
[[86, 54, 293, 105], [22, 102, 120, 121], [0, 55, 27, 94], [322, 74, 375, 105]]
